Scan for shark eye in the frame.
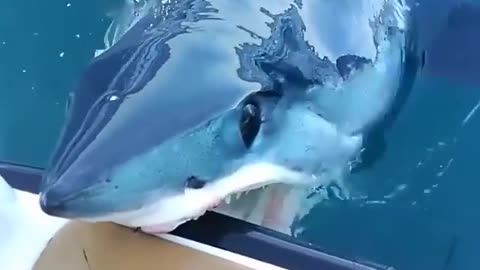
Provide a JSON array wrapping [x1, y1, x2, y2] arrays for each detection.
[[239, 101, 261, 148]]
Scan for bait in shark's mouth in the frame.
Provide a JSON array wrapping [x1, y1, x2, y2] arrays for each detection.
[[39, 0, 416, 234]]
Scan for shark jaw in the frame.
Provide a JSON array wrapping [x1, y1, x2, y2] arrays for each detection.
[[80, 161, 315, 234]]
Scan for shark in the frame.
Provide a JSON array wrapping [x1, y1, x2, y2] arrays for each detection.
[[39, 0, 417, 234]]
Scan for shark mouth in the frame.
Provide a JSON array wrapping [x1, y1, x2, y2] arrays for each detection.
[[81, 162, 314, 234]]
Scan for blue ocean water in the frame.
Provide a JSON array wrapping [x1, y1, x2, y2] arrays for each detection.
[[0, 1, 479, 270], [0, 1, 110, 166], [301, 75, 480, 270]]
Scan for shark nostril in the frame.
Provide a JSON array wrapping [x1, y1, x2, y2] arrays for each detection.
[[185, 176, 206, 189]]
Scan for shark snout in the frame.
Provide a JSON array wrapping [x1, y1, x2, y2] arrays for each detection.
[[39, 170, 116, 219], [39, 182, 82, 218]]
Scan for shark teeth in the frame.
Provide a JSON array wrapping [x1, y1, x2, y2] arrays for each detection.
[[216, 185, 268, 207], [223, 185, 271, 204], [224, 191, 246, 204]]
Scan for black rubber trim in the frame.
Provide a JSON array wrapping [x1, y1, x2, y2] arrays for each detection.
[[0, 160, 43, 193], [0, 161, 395, 270]]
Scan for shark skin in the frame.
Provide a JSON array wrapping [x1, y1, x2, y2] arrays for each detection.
[[39, 0, 416, 235]]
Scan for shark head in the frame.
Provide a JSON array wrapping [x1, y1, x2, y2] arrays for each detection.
[[40, 88, 363, 232], [39, 0, 412, 233]]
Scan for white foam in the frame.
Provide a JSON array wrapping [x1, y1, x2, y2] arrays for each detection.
[[462, 97, 480, 126]]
